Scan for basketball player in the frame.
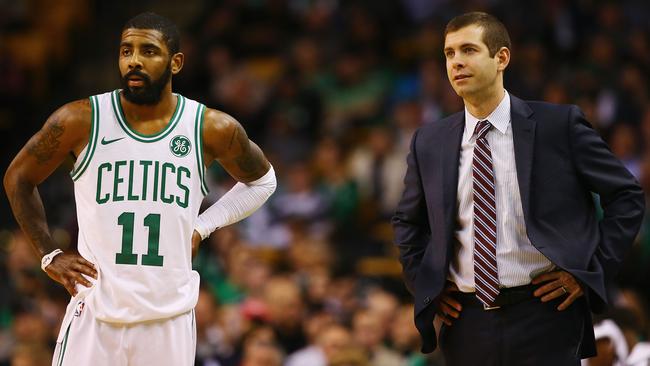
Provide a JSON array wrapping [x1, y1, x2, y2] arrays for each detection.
[[4, 13, 276, 365]]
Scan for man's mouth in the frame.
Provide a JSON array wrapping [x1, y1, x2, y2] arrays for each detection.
[[127, 76, 145, 87], [454, 74, 471, 81]]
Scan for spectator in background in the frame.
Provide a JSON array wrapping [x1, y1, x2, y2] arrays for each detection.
[[268, 161, 331, 245], [195, 287, 237, 366], [352, 309, 406, 366], [391, 99, 423, 156], [318, 324, 354, 364], [262, 71, 322, 166], [10, 343, 52, 366], [314, 47, 392, 135], [262, 276, 307, 354], [364, 288, 400, 335], [348, 127, 407, 220], [193, 227, 248, 305], [225, 245, 273, 301], [313, 136, 359, 226], [286, 322, 352, 366], [240, 325, 284, 366], [586, 307, 650, 366], [417, 59, 445, 125], [9, 310, 51, 366], [610, 123, 643, 179], [586, 319, 628, 366], [287, 237, 333, 284], [389, 304, 435, 366], [328, 344, 370, 366], [325, 276, 362, 322]]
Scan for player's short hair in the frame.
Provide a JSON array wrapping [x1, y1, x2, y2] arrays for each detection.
[[122, 12, 180, 54], [445, 12, 511, 57]]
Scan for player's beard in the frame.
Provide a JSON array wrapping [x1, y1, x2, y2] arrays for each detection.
[[120, 63, 172, 105]]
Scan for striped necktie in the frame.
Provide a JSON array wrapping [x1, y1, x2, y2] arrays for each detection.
[[472, 120, 500, 307]]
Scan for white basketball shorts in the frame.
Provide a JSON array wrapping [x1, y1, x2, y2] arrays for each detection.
[[52, 299, 196, 366]]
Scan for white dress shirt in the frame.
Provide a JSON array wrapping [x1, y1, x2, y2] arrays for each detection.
[[449, 90, 554, 292]]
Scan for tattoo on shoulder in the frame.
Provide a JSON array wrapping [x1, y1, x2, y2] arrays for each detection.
[[27, 119, 65, 164], [228, 126, 238, 150], [231, 124, 265, 178]]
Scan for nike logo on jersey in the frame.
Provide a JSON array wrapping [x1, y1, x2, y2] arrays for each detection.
[[101, 137, 125, 145]]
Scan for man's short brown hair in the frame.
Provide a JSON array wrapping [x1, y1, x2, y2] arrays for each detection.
[[445, 12, 511, 57]]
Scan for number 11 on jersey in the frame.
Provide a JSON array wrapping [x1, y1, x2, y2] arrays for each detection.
[[115, 212, 164, 266]]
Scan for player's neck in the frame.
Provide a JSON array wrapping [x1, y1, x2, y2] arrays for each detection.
[[120, 85, 176, 123]]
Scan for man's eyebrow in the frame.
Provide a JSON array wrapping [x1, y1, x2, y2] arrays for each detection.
[[140, 43, 162, 50], [445, 42, 481, 51], [119, 42, 162, 50]]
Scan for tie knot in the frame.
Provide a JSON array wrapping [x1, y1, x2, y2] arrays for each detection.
[[474, 120, 492, 140]]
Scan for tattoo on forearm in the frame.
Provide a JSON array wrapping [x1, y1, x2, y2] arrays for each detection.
[[9, 184, 55, 255], [27, 119, 65, 164]]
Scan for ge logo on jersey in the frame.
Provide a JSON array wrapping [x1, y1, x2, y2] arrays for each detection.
[[170, 135, 191, 157]]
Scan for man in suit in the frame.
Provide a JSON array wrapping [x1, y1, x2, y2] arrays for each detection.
[[392, 12, 645, 365]]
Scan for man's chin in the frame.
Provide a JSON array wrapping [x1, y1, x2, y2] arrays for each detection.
[[453, 85, 478, 99], [126, 86, 148, 96], [123, 93, 160, 105], [453, 87, 467, 98]]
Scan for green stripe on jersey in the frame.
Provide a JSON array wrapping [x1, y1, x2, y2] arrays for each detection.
[[194, 104, 209, 195], [57, 321, 72, 366], [71, 95, 99, 181], [111, 90, 185, 143]]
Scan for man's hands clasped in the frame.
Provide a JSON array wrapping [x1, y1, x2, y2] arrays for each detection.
[[45, 253, 98, 296]]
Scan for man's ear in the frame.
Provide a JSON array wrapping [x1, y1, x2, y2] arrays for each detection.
[[496, 47, 510, 72], [171, 52, 184, 75]]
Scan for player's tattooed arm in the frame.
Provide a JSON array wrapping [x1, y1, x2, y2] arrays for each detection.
[[4, 100, 91, 256], [203, 108, 270, 182], [5, 100, 97, 295], [26, 120, 66, 164]]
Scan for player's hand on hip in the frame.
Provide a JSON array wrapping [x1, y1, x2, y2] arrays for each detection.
[[434, 282, 462, 326], [532, 269, 584, 311], [45, 253, 97, 296]]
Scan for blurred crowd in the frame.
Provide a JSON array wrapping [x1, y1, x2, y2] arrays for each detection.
[[2, 0, 650, 365]]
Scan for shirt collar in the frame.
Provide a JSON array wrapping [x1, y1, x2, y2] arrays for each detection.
[[463, 90, 511, 142]]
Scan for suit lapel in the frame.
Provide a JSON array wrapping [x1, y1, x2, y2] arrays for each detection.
[[510, 95, 536, 217], [442, 114, 465, 216]]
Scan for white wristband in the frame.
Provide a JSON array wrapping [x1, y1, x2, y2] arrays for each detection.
[[41, 249, 64, 272], [195, 165, 276, 240]]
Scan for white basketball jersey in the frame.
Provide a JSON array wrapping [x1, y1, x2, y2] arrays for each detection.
[[70, 90, 208, 323]]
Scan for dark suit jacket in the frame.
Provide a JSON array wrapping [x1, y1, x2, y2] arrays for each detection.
[[392, 94, 645, 355]]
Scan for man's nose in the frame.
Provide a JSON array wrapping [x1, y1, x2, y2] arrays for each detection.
[[128, 52, 143, 69], [452, 57, 465, 69]]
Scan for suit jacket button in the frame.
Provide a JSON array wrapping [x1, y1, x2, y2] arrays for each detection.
[[424, 297, 431, 305]]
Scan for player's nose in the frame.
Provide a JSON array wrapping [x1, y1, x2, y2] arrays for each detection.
[[127, 52, 144, 69]]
